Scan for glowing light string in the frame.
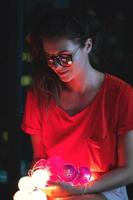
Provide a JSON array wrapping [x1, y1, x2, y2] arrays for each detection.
[[13, 156, 92, 200]]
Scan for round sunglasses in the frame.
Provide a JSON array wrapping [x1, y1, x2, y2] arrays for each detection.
[[45, 46, 80, 68]]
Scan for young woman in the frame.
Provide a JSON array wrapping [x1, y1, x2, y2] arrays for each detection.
[[21, 8, 133, 200]]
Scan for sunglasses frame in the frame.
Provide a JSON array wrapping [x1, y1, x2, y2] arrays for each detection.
[[45, 46, 80, 68]]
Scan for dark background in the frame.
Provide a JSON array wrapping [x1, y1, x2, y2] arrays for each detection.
[[0, 0, 133, 199]]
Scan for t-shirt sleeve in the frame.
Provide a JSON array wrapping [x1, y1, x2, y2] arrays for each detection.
[[21, 90, 41, 135], [117, 84, 133, 135]]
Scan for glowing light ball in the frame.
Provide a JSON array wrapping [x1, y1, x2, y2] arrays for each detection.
[[47, 156, 64, 175], [31, 169, 51, 189], [13, 190, 32, 200], [31, 190, 47, 200], [59, 164, 78, 182], [13, 156, 92, 200], [13, 191, 23, 200], [18, 176, 34, 191], [75, 166, 91, 185]]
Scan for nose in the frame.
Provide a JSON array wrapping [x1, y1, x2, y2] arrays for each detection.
[[53, 57, 62, 68], [53, 61, 61, 69]]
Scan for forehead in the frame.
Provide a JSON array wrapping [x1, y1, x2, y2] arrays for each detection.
[[42, 37, 79, 54]]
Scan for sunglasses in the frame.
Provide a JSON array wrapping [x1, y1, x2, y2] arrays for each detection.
[[45, 46, 80, 68]]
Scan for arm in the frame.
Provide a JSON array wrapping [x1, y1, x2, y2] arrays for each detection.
[[30, 134, 46, 165], [44, 130, 133, 198], [30, 135, 106, 200], [85, 130, 133, 194], [47, 194, 107, 200]]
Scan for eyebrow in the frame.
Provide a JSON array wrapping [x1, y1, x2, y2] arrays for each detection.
[[44, 50, 72, 56]]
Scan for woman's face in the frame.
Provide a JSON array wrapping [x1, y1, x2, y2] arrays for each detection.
[[42, 37, 91, 83]]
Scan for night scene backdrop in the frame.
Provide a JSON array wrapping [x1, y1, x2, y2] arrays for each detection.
[[0, 0, 133, 199]]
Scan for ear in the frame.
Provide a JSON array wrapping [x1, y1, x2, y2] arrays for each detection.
[[85, 38, 92, 53]]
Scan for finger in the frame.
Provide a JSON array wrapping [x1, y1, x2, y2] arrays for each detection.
[[54, 197, 80, 200], [48, 180, 64, 186], [47, 197, 67, 200], [42, 185, 58, 196], [54, 198, 69, 200]]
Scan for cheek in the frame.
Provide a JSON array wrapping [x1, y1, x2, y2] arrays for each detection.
[[73, 54, 83, 67], [48, 66, 57, 74], [71, 63, 82, 76], [51, 67, 56, 73], [77, 55, 89, 70]]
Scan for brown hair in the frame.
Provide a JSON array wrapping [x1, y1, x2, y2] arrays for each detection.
[[27, 8, 102, 107]]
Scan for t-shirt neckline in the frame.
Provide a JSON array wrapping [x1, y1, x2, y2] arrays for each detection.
[[55, 73, 107, 119]]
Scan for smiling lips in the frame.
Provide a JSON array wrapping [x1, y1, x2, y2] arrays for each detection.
[[57, 70, 69, 75]]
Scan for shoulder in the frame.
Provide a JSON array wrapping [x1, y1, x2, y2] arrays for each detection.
[[24, 87, 40, 110], [101, 73, 133, 107], [105, 73, 133, 95], [26, 87, 55, 111]]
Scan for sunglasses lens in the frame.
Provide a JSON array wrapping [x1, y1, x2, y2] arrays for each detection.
[[46, 55, 72, 67], [60, 55, 72, 66]]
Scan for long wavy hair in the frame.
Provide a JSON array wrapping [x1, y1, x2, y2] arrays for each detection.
[[27, 8, 102, 107]]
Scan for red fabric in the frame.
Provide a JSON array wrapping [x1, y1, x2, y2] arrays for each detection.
[[21, 73, 133, 178]]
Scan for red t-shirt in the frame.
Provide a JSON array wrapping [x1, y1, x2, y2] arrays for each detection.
[[21, 73, 133, 178]]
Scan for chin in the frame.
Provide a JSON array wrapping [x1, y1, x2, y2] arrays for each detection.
[[60, 78, 72, 83], [59, 75, 73, 83]]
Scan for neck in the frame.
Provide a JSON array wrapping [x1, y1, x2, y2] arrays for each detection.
[[66, 66, 102, 94]]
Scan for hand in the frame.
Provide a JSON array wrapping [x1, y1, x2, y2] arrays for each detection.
[[47, 195, 83, 200], [47, 194, 107, 200], [43, 181, 82, 198]]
